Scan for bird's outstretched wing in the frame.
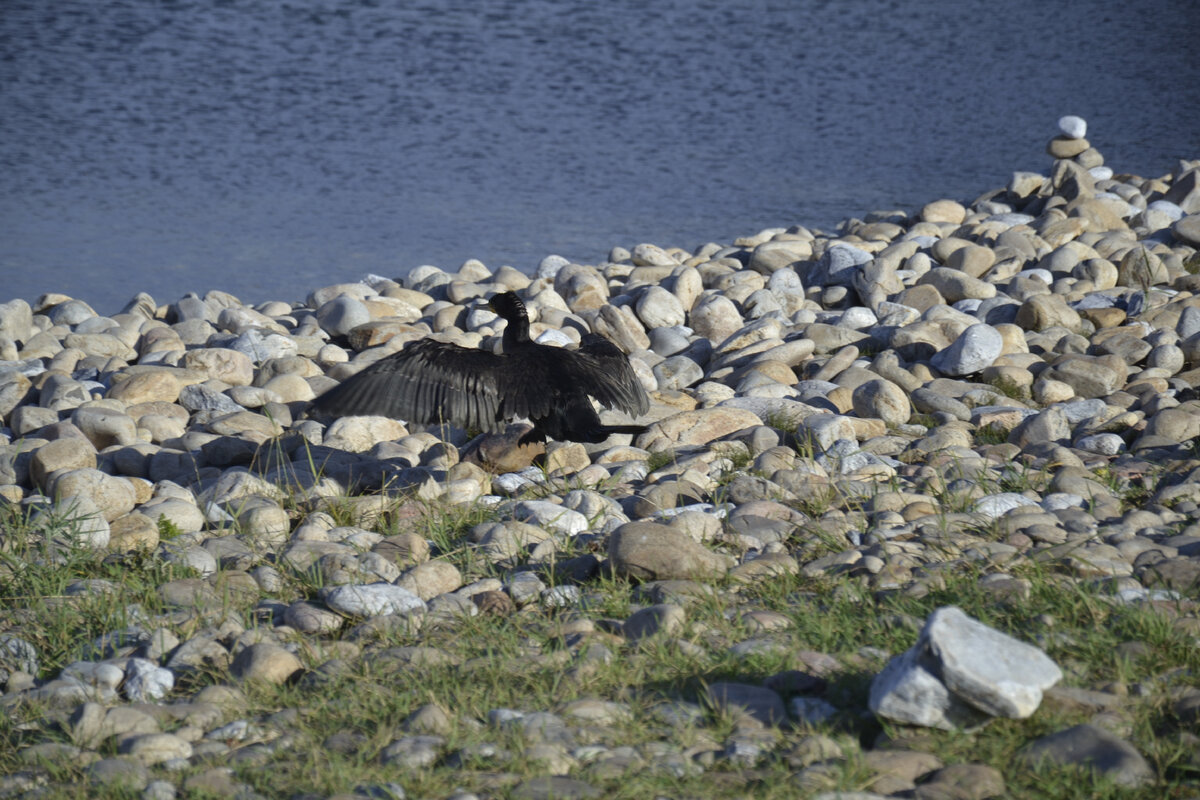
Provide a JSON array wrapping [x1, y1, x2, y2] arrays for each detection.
[[567, 333, 651, 417], [310, 339, 518, 432]]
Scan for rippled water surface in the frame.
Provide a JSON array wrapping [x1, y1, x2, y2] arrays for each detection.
[[2, 0, 1198, 312]]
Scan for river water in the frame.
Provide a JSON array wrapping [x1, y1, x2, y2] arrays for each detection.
[[2, 0, 1198, 313]]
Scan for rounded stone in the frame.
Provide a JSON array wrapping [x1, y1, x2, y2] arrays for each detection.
[[653, 355, 704, 391], [1057, 115, 1088, 139], [107, 371, 182, 405], [688, 294, 743, 344], [47, 468, 137, 522], [230, 643, 303, 685], [851, 378, 911, 427], [397, 559, 464, 600], [921, 199, 967, 224], [182, 348, 255, 385], [71, 406, 139, 449], [931, 324, 1004, 376], [30, 438, 98, 489], [635, 286, 687, 329], [119, 733, 193, 766], [85, 757, 150, 790]]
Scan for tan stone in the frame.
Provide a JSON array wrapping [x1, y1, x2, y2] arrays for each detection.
[[230, 643, 303, 685], [639, 407, 763, 451], [182, 348, 255, 386], [397, 560, 463, 600], [921, 199, 967, 224], [107, 370, 183, 404], [30, 438, 98, 489], [108, 512, 160, 552]]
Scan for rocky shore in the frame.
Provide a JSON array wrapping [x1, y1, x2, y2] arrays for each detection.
[[1, 117, 1199, 799]]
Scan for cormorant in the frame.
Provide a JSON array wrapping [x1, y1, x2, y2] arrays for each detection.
[[309, 292, 650, 444]]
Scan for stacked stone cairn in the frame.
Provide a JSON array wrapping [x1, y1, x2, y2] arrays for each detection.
[[0, 116, 1197, 796]]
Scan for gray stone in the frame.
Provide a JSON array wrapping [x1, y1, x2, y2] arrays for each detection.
[[815, 243, 873, 287], [511, 776, 602, 800], [974, 491, 1041, 522], [653, 355, 704, 390], [870, 645, 991, 731], [624, 603, 686, 641], [924, 606, 1062, 717], [119, 733, 193, 766], [704, 682, 787, 726], [1019, 723, 1153, 787], [316, 295, 372, 338], [513, 500, 588, 536], [123, 657, 175, 702], [379, 735, 445, 768], [321, 582, 427, 617], [635, 286, 686, 329], [85, 757, 150, 790], [930, 324, 1003, 376], [608, 521, 729, 581], [0, 299, 34, 344]]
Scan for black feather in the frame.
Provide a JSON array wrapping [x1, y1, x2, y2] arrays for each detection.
[[308, 292, 650, 443]]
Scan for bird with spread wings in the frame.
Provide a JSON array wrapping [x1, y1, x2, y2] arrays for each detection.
[[309, 292, 649, 444]]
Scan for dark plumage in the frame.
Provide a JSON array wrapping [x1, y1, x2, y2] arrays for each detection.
[[309, 292, 650, 444]]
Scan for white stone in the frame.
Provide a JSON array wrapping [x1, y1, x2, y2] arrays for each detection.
[[924, 606, 1062, 718], [493, 472, 535, 493], [534, 328, 574, 347], [1057, 115, 1087, 139], [1147, 200, 1184, 221], [124, 658, 175, 702], [62, 661, 124, 690], [869, 646, 989, 731], [1040, 492, 1086, 512], [316, 295, 371, 337], [513, 500, 588, 536], [541, 585, 582, 608], [630, 243, 678, 267], [838, 306, 879, 330], [972, 492, 1038, 519], [1074, 433, 1125, 455], [321, 582, 426, 617], [535, 254, 570, 279], [930, 323, 1003, 376]]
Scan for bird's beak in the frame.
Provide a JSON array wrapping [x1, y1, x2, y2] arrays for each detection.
[[485, 297, 497, 312]]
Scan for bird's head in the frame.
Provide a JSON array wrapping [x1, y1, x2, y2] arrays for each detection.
[[486, 291, 527, 323]]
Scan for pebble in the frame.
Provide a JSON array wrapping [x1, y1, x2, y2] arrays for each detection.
[[1018, 723, 1153, 787], [320, 583, 427, 617], [0, 118, 1197, 798], [229, 643, 303, 685]]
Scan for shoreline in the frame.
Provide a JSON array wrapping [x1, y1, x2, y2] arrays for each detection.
[[1, 118, 1199, 797]]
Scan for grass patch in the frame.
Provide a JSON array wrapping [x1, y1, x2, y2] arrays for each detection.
[[0, 503, 189, 679], [2, 463, 1198, 799]]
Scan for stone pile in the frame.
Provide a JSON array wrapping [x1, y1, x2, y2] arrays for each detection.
[[0, 117, 1198, 797], [869, 606, 1063, 731]]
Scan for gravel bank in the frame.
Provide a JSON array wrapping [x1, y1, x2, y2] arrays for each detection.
[[1, 117, 1199, 798]]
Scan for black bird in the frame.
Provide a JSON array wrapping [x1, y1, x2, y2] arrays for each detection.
[[309, 292, 650, 444]]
